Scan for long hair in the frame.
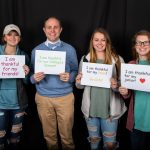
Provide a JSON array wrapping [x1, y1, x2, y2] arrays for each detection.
[[132, 30, 150, 62], [89, 28, 121, 75]]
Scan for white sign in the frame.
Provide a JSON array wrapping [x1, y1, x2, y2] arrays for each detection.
[[121, 63, 150, 92], [35, 50, 66, 74], [81, 62, 113, 88], [0, 55, 25, 78]]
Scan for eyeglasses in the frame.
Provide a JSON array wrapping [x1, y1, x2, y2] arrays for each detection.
[[135, 41, 150, 46]]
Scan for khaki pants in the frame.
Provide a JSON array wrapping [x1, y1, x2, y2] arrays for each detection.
[[35, 92, 75, 150]]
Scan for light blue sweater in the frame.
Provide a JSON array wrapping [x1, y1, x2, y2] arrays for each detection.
[[30, 41, 78, 97]]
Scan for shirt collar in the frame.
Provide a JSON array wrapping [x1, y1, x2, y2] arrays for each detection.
[[45, 39, 61, 47]]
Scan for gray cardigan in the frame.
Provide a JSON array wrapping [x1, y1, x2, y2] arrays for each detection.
[[76, 53, 127, 119]]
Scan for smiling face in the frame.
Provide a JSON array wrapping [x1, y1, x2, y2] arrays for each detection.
[[4, 30, 20, 47], [135, 35, 150, 59], [92, 32, 106, 54], [43, 17, 62, 42]]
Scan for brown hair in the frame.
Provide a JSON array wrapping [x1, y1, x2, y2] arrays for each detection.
[[132, 30, 150, 62], [1, 30, 21, 44], [43, 16, 62, 28]]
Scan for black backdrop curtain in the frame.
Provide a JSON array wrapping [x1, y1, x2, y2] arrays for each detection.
[[0, 0, 150, 150], [0, 0, 150, 61]]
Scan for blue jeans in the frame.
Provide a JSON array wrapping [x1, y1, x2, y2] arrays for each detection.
[[130, 129, 150, 150], [0, 109, 24, 145], [85, 117, 118, 150]]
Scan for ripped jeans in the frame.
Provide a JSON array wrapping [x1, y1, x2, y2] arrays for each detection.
[[85, 117, 118, 150], [0, 109, 24, 145]]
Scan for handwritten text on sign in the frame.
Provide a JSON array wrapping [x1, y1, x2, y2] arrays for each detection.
[[121, 63, 150, 92], [35, 50, 66, 74], [0, 55, 25, 78], [81, 62, 113, 88]]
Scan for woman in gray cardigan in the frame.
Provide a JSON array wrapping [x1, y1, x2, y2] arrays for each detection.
[[76, 28, 126, 150]]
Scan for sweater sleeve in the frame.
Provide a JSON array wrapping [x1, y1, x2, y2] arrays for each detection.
[[75, 56, 85, 89], [68, 47, 78, 83]]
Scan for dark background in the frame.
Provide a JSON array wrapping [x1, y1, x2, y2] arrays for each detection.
[[0, 0, 150, 150]]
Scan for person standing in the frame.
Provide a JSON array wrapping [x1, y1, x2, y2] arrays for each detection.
[[30, 17, 78, 150], [119, 30, 150, 150], [0, 24, 30, 150], [76, 28, 126, 150]]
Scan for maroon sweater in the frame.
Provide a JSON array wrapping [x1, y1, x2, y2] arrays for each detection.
[[124, 60, 137, 131]]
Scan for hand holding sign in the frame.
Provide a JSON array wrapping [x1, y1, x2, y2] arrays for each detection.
[[59, 72, 70, 82], [76, 72, 82, 84], [23, 65, 30, 75], [119, 86, 129, 96], [110, 78, 118, 89], [33, 72, 45, 83]]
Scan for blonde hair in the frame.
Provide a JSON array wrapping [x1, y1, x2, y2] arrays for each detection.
[[89, 28, 121, 75]]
